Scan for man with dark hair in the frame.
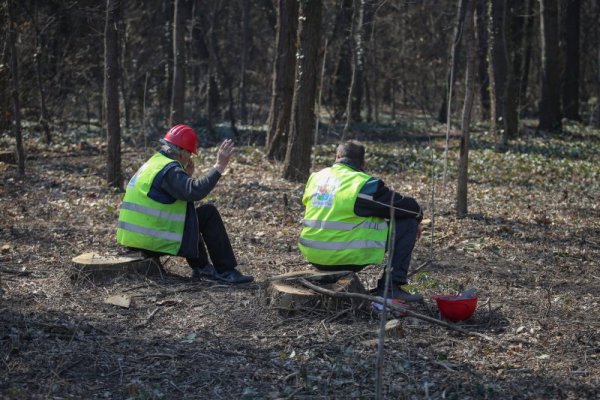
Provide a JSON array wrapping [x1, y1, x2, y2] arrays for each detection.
[[116, 124, 254, 284], [298, 140, 423, 302]]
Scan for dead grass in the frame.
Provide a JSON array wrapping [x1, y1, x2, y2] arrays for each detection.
[[0, 129, 599, 399]]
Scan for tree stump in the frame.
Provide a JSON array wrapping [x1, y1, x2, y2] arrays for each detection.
[[71, 252, 163, 282], [267, 269, 367, 316]]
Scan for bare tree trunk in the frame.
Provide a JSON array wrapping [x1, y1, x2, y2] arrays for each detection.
[[443, 0, 469, 189], [105, 0, 122, 189], [519, 0, 535, 116], [283, 0, 322, 182], [596, 0, 600, 128], [538, 0, 562, 132], [457, 0, 476, 218], [332, 0, 353, 122], [32, 5, 52, 145], [342, 0, 364, 139], [438, 0, 468, 124], [562, 0, 581, 121], [239, 0, 250, 125], [266, 0, 298, 160], [8, 0, 25, 176], [170, 0, 185, 126], [488, 0, 509, 149], [475, 0, 490, 120]]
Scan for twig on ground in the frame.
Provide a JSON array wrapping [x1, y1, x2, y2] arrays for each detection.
[[408, 260, 431, 278], [298, 278, 498, 344], [134, 307, 160, 329]]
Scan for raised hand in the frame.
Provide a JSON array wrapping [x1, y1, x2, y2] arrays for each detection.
[[214, 139, 235, 174]]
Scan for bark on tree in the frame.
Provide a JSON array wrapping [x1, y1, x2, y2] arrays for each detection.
[[519, 0, 535, 115], [266, 0, 298, 161], [561, 0, 581, 121], [170, 0, 185, 126], [475, 0, 490, 120], [283, 0, 322, 182], [104, 0, 122, 189], [342, 0, 365, 139], [457, 0, 476, 218], [438, 0, 468, 124], [487, 0, 509, 147], [596, 0, 600, 128], [538, 0, 562, 132], [8, 0, 25, 176], [504, 0, 521, 141], [332, 0, 354, 122], [239, 0, 250, 124], [31, 6, 52, 145]]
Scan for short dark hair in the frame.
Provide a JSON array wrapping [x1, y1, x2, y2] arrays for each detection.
[[336, 140, 365, 165]]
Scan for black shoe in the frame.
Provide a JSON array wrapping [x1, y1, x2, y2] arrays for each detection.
[[191, 264, 216, 280], [377, 281, 423, 303], [213, 269, 254, 284]]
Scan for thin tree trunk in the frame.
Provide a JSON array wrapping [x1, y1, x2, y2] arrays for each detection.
[[596, 0, 600, 128], [538, 0, 562, 132], [519, 0, 535, 116], [438, 0, 468, 124], [8, 0, 25, 176], [488, 0, 509, 148], [283, 0, 322, 182], [239, 0, 250, 124], [475, 0, 490, 120], [32, 6, 51, 145], [105, 0, 122, 189], [504, 0, 521, 141], [343, 0, 364, 139], [266, 0, 298, 160], [457, 0, 476, 218], [562, 0, 581, 121], [443, 0, 469, 189], [170, 0, 185, 126]]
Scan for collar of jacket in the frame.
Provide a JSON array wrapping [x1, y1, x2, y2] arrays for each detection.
[[334, 158, 364, 172]]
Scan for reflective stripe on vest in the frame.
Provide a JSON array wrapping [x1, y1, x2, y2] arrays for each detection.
[[116, 153, 186, 255], [302, 218, 388, 231], [299, 237, 387, 250], [298, 163, 388, 266]]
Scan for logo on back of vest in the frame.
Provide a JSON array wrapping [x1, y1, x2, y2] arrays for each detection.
[[312, 175, 340, 208], [128, 162, 150, 188]]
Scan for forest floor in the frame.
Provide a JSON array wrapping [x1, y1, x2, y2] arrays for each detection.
[[1, 119, 599, 399]]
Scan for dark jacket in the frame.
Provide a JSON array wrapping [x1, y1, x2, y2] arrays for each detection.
[[145, 150, 222, 258], [335, 158, 423, 222]]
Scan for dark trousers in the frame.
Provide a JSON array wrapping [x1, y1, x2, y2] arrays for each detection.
[[140, 204, 236, 273], [314, 217, 418, 285], [186, 204, 237, 273]]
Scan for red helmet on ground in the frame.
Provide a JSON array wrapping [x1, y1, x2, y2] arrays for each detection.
[[164, 124, 198, 154]]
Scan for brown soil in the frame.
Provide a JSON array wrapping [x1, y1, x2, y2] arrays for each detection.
[[1, 139, 598, 399]]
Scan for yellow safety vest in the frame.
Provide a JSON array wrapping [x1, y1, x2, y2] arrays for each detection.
[[298, 163, 388, 266], [116, 153, 187, 255]]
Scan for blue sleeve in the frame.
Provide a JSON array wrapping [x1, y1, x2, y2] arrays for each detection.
[[159, 164, 222, 202]]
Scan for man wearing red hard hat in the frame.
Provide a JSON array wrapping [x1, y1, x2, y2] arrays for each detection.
[[116, 124, 253, 284]]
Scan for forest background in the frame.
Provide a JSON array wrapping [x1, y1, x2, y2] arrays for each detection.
[[1, 0, 599, 399]]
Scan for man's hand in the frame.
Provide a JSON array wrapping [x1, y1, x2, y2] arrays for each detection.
[[185, 158, 195, 176], [214, 139, 235, 174], [416, 222, 423, 241]]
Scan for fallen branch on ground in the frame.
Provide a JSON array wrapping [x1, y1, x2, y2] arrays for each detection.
[[298, 278, 497, 344]]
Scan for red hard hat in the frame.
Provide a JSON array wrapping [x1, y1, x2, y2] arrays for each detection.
[[164, 124, 198, 154], [432, 295, 478, 322]]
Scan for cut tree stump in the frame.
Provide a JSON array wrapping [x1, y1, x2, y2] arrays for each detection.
[[267, 269, 367, 315], [71, 252, 163, 281]]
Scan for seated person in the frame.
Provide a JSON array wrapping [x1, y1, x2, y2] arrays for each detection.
[[116, 124, 253, 284], [298, 140, 423, 302]]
